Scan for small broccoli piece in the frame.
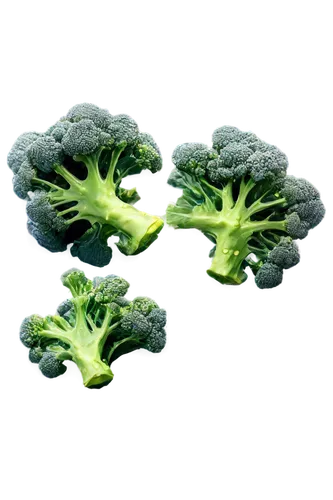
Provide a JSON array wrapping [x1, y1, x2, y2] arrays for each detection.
[[207, 144, 251, 183], [8, 103, 164, 265], [70, 224, 113, 267], [107, 305, 167, 361], [66, 103, 113, 130], [210, 123, 241, 152], [61, 268, 93, 296], [172, 143, 217, 177], [13, 160, 36, 199], [107, 114, 139, 144], [20, 269, 167, 389], [94, 275, 129, 304], [246, 147, 288, 182], [62, 119, 110, 156], [255, 263, 283, 289], [144, 307, 170, 356], [267, 237, 300, 269], [39, 352, 67, 378], [20, 315, 44, 347], [27, 219, 67, 253], [134, 133, 163, 173], [29, 347, 44, 363], [47, 121, 72, 142], [28, 135, 64, 173], [132, 297, 158, 315], [26, 192, 67, 253], [167, 126, 325, 288], [7, 132, 40, 174]]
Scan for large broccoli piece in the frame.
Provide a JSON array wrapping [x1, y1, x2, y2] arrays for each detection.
[[20, 269, 167, 389], [167, 127, 325, 288], [8, 103, 164, 266]]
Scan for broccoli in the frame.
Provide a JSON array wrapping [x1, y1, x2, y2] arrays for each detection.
[[8, 103, 164, 267], [166, 126, 325, 288], [20, 269, 167, 389]]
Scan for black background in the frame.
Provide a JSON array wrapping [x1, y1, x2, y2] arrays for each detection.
[[0, 93, 329, 398]]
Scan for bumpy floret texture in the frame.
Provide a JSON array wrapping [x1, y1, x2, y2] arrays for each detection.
[[39, 352, 67, 378], [167, 125, 325, 288], [267, 237, 300, 269], [255, 263, 283, 289], [8, 132, 40, 174], [28, 136, 64, 173], [8, 103, 163, 267], [19, 270, 167, 389], [94, 275, 130, 304], [172, 143, 217, 177]]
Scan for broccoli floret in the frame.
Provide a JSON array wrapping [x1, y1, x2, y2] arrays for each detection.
[[29, 347, 44, 363], [61, 268, 93, 296], [39, 352, 67, 378], [28, 135, 64, 173], [13, 160, 36, 199], [94, 275, 130, 304], [131, 297, 158, 315], [167, 126, 325, 288], [19, 269, 167, 389], [255, 263, 283, 289], [7, 132, 40, 174], [109, 307, 167, 357], [172, 143, 217, 177], [9, 103, 164, 266], [70, 223, 114, 267]]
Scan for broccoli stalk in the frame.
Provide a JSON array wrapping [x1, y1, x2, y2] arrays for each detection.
[[20, 270, 167, 389], [36, 146, 162, 256], [167, 128, 325, 288]]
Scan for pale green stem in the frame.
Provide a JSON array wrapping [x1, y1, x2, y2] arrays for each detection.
[[246, 197, 287, 218], [54, 165, 83, 189], [106, 145, 126, 187]]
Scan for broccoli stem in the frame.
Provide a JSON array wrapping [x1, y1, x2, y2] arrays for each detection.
[[38, 148, 164, 254], [71, 345, 114, 388], [207, 227, 250, 284], [39, 301, 117, 388], [105, 145, 126, 188]]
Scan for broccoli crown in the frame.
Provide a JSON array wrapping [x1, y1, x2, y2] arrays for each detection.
[[167, 126, 325, 288], [131, 297, 159, 315], [7, 132, 40, 174], [94, 275, 130, 304], [9, 103, 164, 267], [19, 269, 167, 389], [39, 352, 67, 378], [172, 143, 217, 177]]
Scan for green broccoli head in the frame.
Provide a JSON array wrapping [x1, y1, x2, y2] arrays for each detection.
[[20, 315, 45, 347], [93, 275, 130, 304], [59, 266, 93, 297], [9, 103, 164, 267], [7, 132, 40, 174], [255, 263, 283, 289], [39, 352, 67, 378], [131, 296, 159, 315], [167, 126, 325, 288], [172, 143, 217, 177], [19, 269, 167, 389]]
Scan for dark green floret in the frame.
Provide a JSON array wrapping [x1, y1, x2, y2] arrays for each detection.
[[167, 126, 325, 288], [8, 103, 164, 267], [19, 269, 167, 389]]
